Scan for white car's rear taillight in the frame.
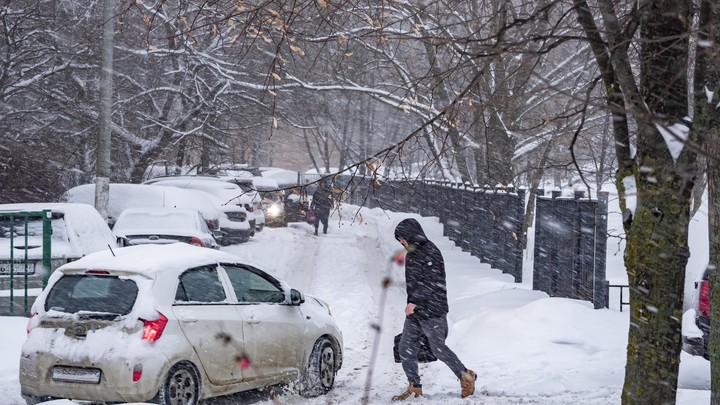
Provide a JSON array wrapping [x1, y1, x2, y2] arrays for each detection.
[[26, 313, 38, 335], [141, 313, 168, 342], [132, 364, 143, 382], [699, 279, 711, 317], [190, 237, 204, 247]]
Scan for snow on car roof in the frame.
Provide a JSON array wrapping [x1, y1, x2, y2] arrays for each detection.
[[252, 176, 279, 190], [0, 202, 106, 221], [150, 178, 239, 190], [261, 168, 299, 186], [62, 183, 222, 221], [112, 207, 206, 236], [57, 243, 244, 276], [147, 178, 254, 206]]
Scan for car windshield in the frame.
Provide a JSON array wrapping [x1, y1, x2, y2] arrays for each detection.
[[260, 191, 282, 202], [115, 211, 197, 232], [235, 182, 255, 192], [44, 274, 139, 315]]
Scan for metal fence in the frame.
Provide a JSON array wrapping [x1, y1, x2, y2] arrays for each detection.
[[296, 174, 609, 308], [0, 210, 53, 316], [533, 190, 608, 309], [335, 177, 525, 282]]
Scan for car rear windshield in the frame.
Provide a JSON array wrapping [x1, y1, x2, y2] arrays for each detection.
[[44, 275, 139, 315], [116, 211, 197, 232]]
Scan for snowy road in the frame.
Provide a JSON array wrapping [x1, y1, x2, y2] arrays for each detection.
[[0, 205, 711, 404]]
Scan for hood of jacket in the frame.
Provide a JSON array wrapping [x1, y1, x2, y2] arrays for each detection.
[[394, 218, 428, 246]]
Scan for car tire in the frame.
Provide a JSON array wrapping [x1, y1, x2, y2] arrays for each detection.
[[22, 395, 57, 405], [300, 337, 336, 397], [157, 362, 200, 405]]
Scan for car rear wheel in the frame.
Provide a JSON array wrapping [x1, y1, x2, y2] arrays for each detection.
[[158, 362, 200, 405], [301, 337, 336, 397], [22, 395, 58, 405]]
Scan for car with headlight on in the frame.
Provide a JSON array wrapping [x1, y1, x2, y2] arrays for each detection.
[[19, 243, 343, 405], [253, 177, 286, 227]]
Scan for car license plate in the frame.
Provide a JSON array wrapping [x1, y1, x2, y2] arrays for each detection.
[[0, 260, 36, 276], [52, 366, 101, 384]]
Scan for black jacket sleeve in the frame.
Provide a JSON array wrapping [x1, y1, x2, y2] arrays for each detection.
[[405, 241, 449, 319]]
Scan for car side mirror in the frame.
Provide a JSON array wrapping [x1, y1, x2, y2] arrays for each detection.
[[289, 288, 305, 306]]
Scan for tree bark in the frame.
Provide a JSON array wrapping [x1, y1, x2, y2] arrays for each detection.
[[577, 0, 695, 403], [621, 1, 694, 403]]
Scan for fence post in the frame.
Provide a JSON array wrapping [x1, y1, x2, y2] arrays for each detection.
[[593, 192, 609, 309]]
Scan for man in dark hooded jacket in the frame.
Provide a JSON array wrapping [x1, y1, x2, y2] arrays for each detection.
[[392, 218, 476, 401], [310, 180, 332, 236]]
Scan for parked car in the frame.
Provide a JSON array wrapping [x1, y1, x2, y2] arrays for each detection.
[[62, 184, 221, 230], [145, 176, 266, 233], [62, 183, 253, 245], [20, 243, 343, 404], [229, 178, 265, 231], [689, 267, 713, 359], [203, 164, 263, 177], [0, 203, 116, 292], [113, 207, 219, 249]]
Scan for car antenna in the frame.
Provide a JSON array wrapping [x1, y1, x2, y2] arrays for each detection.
[[108, 244, 116, 257]]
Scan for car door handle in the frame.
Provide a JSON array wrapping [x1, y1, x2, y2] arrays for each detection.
[[179, 318, 198, 324], [246, 318, 260, 325]]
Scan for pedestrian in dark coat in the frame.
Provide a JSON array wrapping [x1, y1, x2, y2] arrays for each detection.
[[392, 218, 476, 401], [310, 180, 332, 236]]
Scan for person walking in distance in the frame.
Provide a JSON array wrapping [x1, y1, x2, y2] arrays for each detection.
[[310, 180, 332, 236], [392, 218, 476, 401]]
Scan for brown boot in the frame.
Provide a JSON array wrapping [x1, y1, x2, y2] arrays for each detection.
[[391, 382, 422, 401], [460, 369, 477, 398]]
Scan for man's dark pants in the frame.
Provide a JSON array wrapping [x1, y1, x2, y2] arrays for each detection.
[[398, 315, 466, 385]]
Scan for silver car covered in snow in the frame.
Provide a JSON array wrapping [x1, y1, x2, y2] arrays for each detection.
[[19, 243, 343, 404]]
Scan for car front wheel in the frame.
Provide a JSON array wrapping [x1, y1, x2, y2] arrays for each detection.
[[301, 337, 336, 397], [157, 362, 200, 405]]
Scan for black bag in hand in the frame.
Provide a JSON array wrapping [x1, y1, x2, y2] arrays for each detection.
[[393, 332, 438, 363]]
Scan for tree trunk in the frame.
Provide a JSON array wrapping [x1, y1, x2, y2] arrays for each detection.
[[622, 165, 691, 404], [622, 1, 693, 403], [707, 134, 720, 405]]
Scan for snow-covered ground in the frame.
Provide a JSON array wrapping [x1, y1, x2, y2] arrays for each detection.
[[0, 205, 711, 404]]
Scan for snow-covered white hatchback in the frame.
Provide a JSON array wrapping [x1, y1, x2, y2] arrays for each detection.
[[19, 243, 343, 404]]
